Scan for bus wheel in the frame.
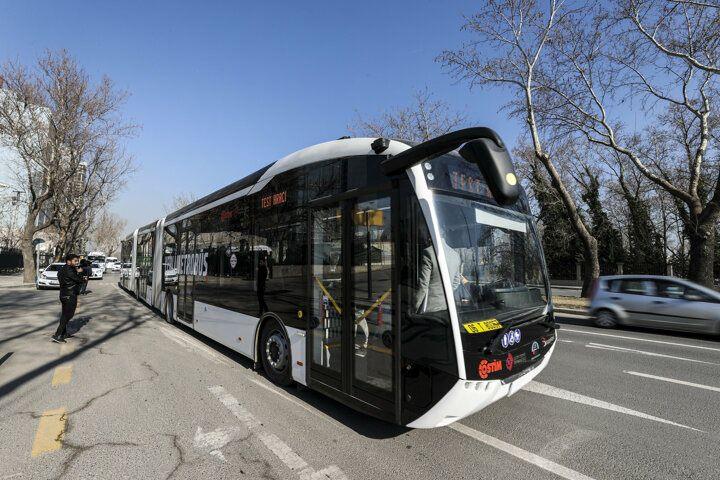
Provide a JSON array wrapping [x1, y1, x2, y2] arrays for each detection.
[[165, 294, 175, 324], [260, 320, 292, 387], [595, 310, 617, 328]]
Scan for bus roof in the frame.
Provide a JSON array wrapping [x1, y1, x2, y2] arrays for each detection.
[[124, 137, 411, 240]]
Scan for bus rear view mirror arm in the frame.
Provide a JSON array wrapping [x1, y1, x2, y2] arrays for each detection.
[[458, 138, 519, 206], [379, 127, 520, 206]]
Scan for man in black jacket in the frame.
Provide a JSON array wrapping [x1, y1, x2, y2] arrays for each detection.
[[52, 253, 84, 343]]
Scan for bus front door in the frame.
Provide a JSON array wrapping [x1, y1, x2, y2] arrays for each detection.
[[309, 194, 396, 420]]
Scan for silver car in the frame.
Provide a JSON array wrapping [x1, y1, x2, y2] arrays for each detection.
[[589, 275, 720, 335]]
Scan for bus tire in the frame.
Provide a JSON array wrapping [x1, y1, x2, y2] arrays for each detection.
[[260, 319, 293, 387], [165, 293, 175, 324], [594, 310, 617, 328]]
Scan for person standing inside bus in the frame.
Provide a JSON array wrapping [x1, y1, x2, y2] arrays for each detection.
[[415, 233, 464, 313], [52, 253, 84, 343]]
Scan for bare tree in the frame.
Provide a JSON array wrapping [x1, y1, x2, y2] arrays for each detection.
[[349, 88, 468, 142], [439, 0, 601, 295], [0, 187, 23, 250], [532, 0, 720, 286], [164, 192, 198, 214], [90, 210, 127, 256], [0, 50, 137, 281]]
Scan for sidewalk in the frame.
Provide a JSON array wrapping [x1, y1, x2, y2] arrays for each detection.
[[0, 273, 32, 288]]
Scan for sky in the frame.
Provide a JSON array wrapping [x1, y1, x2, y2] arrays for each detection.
[[0, 0, 521, 232]]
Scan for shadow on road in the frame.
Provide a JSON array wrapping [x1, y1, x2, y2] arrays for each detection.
[[169, 320, 410, 439], [0, 352, 13, 367], [67, 316, 92, 336], [0, 289, 151, 402]]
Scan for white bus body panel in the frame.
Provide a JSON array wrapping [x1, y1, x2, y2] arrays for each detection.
[[408, 343, 556, 428], [286, 326, 306, 384], [194, 300, 259, 359], [190, 301, 307, 385]]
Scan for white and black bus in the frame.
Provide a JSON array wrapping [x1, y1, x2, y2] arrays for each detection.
[[119, 128, 557, 428]]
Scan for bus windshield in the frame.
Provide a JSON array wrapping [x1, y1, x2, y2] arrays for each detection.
[[432, 194, 548, 323]]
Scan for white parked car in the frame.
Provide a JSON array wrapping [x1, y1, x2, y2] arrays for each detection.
[[90, 262, 104, 279], [37, 263, 65, 289]]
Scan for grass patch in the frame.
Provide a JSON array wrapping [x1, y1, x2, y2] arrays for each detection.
[[553, 296, 589, 310]]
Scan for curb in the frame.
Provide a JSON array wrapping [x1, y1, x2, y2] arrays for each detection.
[[0, 283, 35, 289], [554, 307, 589, 316]]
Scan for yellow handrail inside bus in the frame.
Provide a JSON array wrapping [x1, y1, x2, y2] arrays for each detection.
[[313, 278, 391, 323], [354, 289, 391, 323], [314, 276, 342, 315]]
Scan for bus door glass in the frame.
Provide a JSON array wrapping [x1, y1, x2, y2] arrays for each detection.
[[310, 203, 344, 388], [309, 193, 396, 413], [350, 195, 394, 400]]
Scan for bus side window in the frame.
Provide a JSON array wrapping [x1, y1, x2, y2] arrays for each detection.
[[308, 159, 343, 201]]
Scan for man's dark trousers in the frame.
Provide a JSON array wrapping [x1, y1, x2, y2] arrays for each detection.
[[54, 295, 77, 339]]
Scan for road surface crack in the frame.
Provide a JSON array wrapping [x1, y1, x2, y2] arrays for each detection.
[[57, 438, 141, 479], [68, 362, 158, 417], [164, 433, 192, 480]]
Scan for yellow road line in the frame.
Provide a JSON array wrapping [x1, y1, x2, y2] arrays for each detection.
[[31, 408, 67, 457], [51, 365, 73, 387]]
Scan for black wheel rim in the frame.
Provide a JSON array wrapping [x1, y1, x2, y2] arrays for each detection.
[[265, 330, 288, 372]]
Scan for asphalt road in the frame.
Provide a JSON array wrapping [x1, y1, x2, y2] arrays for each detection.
[[2, 277, 719, 479]]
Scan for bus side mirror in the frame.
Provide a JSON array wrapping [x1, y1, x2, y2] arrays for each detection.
[[459, 139, 520, 206]]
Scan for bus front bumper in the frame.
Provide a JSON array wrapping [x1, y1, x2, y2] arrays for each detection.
[[407, 342, 556, 428]]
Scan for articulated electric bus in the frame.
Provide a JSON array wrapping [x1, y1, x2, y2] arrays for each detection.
[[119, 128, 557, 428]]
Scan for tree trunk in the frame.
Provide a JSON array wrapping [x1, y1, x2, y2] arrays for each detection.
[[20, 225, 36, 284], [535, 152, 600, 297], [687, 223, 715, 287], [581, 237, 600, 296]]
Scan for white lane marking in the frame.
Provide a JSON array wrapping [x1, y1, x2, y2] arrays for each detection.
[[193, 426, 244, 462], [450, 422, 596, 480], [561, 328, 720, 353], [559, 339, 574, 343], [247, 377, 333, 423], [524, 381, 703, 432], [208, 385, 349, 480], [624, 371, 720, 393], [159, 328, 232, 366], [586, 343, 720, 365]]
